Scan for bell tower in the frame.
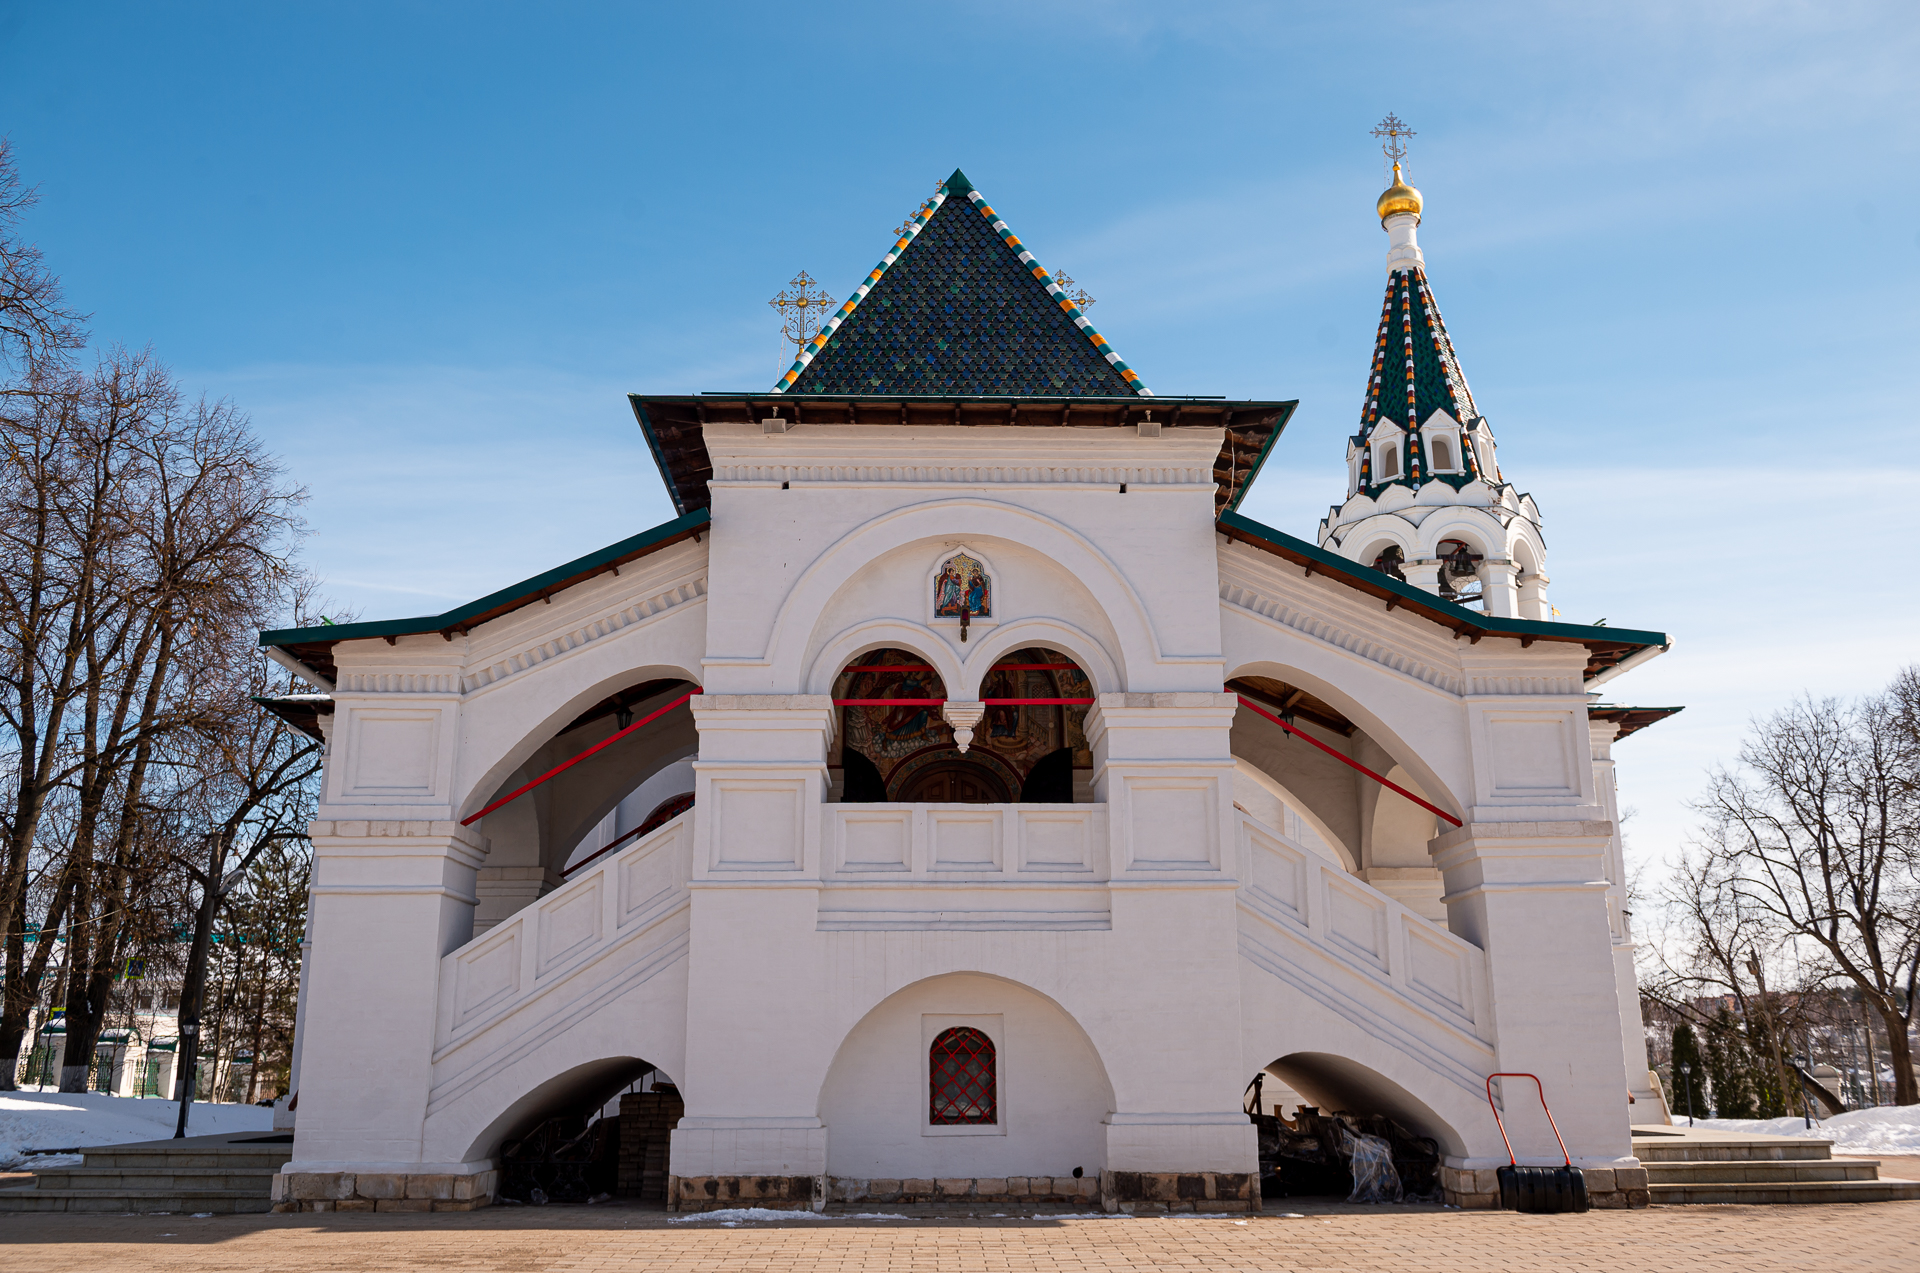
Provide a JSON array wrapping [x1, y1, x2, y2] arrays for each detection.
[[1318, 118, 1551, 621]]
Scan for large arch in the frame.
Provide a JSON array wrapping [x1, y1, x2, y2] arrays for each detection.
[[1222, 655, 1466, 829], [816, 971, 1117, 1180], [454, 1056, 658, 1166], [470, 678, 700, 884], [424, 938, 692, 1167], [458, 658, 704, 825], [1238, 964, 1485, 1159], [1263, 1052, 1464, 1157], [763, 498, 1161, 691]]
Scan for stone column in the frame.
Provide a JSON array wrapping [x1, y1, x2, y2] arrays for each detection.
[[1083, 692, 1259, 1212], [1590, 720, 1664, 1120], [1477, 560, 1519, 618], [1402, 561, 1442, 594], [669, 695, 836, 1212], [1517, 571, 1551, 621], [284, 821, 488, 1182], [1426, 676, 1647, 1208]]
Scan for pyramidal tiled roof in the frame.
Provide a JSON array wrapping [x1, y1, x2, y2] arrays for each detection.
[[1356, 266, 1484, 491], [778, 169, 1146, 396]]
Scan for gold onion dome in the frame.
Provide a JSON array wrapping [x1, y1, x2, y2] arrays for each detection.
[[1376, 162, 1422, 223]]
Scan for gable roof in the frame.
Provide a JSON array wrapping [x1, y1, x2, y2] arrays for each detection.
[[1217, 509, 1669, 681], [1356, 266, 1485, 493], [258, 508, 709, 685], [778, 168, 1146, 397]]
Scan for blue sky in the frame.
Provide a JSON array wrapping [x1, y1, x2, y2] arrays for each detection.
[[3, 1, 1915, 875]]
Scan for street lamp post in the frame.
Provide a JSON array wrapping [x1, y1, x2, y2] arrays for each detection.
[[1795, 1051, 1814, 1130], [1678, 1062, 1695, 1127]]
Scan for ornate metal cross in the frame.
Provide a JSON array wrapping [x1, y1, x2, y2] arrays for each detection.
[[1052, 271, 1095, 311], [1371, 113, 1416, 166], [769, 271, 836, 358]]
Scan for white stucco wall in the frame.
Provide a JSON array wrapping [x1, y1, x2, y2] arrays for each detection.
[[818, 973, 1114, 1179]]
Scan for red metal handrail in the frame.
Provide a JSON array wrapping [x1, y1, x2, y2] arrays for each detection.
[[460, 689, 702, 827], [1235, 695, 1462, 828]]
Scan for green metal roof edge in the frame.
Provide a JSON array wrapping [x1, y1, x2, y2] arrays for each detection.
[[1226, 401, 1298, 513], [259, 507, 711, 648], [1217, 510, 1669, 649]]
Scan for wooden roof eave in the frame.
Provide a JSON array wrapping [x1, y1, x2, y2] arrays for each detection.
[[630, 393, 1297, 519]]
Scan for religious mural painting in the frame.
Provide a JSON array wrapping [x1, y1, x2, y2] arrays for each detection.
[[933, 551, 990, 640], [832, 646, 1093, 801]]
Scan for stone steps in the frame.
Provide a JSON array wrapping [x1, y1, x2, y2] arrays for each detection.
[[0, 1131, 292, 1215], [1644, 1159, 1879, 1184], [1648, 1179, 1920, 1206], [0, 1184, 275, 1214], [1630, 1125, 1920, 1206]]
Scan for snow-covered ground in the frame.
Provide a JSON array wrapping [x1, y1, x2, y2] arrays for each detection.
[[1692, 1105, 1920, 1156], [0, 1091, 274, 1170]]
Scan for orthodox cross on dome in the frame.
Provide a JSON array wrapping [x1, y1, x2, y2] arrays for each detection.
[[1370, 113, 1416, 172], [934, 551, 990, 642], [1052, 270, 1095, 311], [768, 271, 836, 360]]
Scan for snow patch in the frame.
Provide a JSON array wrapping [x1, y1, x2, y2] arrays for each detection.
[[0, 1092, 274, 1170], [1691, 1106, 1920, 1156]]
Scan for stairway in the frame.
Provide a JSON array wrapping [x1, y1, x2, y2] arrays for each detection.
[[1634, 1125, 1920, 1205], [0, 1130, 292, 1214]]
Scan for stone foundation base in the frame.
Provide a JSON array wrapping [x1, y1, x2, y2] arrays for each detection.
[[670, 1174, 823, 1211], [668, 1172, 1255, 1213], [1102, 1171, 1256, 1213], [1440, 1165, 1648, 1210], [270, 1170, 498, 1213]]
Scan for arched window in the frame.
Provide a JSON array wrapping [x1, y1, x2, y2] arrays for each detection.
[[1381, 445, 1400, 479], [929, 1027, 997, 1125], [1430, 437, 1454, 471]]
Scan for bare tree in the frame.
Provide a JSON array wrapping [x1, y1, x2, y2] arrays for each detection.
[[168, 644, 320, 1130], [0, 137, 86, 380], [1696, 683, 1920, 1105], [53, 361, 307, 1090], [1645, 843, 1816, 1115]]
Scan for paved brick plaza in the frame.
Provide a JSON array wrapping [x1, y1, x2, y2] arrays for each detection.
[[2, 1201, 1918, 1273]]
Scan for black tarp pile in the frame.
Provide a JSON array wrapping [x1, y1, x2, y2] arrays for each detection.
[[1250, 1105, 1442, 1203]]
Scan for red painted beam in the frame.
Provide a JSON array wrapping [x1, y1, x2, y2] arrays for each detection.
[[461, 689, 702, 827], [1235, 694, 1461, 828]]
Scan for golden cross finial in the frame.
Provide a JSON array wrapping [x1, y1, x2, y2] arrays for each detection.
[[1370, 113, 1416, 169], [769, 271, 836, 357], [894, 179, 947, 240], [1052, 271, 1095, 311]]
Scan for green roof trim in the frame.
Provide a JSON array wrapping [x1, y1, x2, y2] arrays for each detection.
[[1218, 509, 1670, 678], [260, 507, 710, 650]]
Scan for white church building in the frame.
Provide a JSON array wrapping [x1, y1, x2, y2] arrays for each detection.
[[258, 162, 1675, 1213]]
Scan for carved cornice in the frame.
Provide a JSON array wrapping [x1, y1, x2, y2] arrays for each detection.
[[710, 463, 1214, 486], [461, 575, 707, 694], [1219, 554, 1464, 694]]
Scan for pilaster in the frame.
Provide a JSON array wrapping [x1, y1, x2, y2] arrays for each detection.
[[289, 820, 489, 1174], [1083, 693, 1256, 1177], [674, 695, 836, 1181], [1430, 819, 1634, 1165]]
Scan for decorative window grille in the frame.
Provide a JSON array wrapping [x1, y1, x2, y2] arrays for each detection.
[[929, 1026, 997, 1125]]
